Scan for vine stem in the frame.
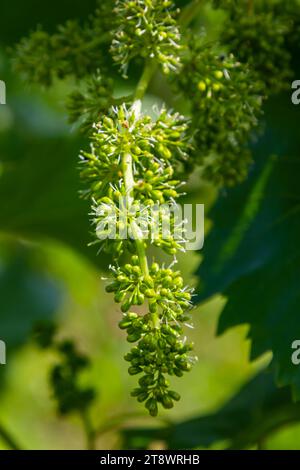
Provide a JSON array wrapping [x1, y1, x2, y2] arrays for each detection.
[[122, 146, 149, 277], [134, 60, 157, 101], [0, 424, 21, 450], [80, 410, 96, 450], [122, 147, 160, 328], [121, 59, 160, 328], [179, 0, 204, 28], [257, 437, 266, 450], [248, 0, 254, 15], [124, 59, 157, 267]]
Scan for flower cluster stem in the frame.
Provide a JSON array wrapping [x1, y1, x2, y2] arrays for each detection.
[[134, 60, 157, 101], [122, 62, 162, 329], [122, 59, 156, 277], [122, 143, 160, 328], [179, 0, 204, 28]]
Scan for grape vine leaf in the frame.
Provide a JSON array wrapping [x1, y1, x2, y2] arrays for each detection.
[[0, 51, 110, 270], [196, 92, 300, 398], [0, 246, 61, 349], [0, 118, 110, 270], [0, 245, 62, 391]]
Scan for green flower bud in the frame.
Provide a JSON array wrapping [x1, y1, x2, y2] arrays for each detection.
[[166, 335, 177, 346], [105, 282, 119, 293], [197, 80, 206, 91], [169, 390, 181, 401], [144, 289, 156, 298], [114, 291, 126, 303], [150, 263, 160, 274], [179, 292, 191, 301], [214, 70, 223, 79], [139, 374, 155, 387], [137, 292, 145, 305], [131, 255, 139, 265], [149, 302, 157, 313], [127, 331, 141, 343], [162, 395, 174, 409], [162, 276, 173, 287], [160, 288, 169, 297], [131, 357, 142, 367], [137, 392, 149, 403], [158, 375, 168, 387], [121, 300, 131, 313], [103, 117, 115, 129], [145, 398, 158, 417], [119, 319, 132, 330], [132, 266, 141, 275], [128, 366, 142, 375], [164, 189, 178, 198], [127, 312, 138, 320], [157, 144, 172, 160], [152, 190, 164, 202], [174, 276, 183, 288], [144, 275, 154, 288], [124, 264, 133, 274], [174, 368, 183, 377], [100, 196, 113, 204]]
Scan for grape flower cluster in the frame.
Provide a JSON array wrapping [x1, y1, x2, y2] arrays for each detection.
[[111, 0, 182, 77], [79, 102, 196, 415], [214, 0, 297, 94], [178, 36, 263, 186]]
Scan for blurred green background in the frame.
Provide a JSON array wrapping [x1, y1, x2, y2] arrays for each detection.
[[0, 0, 300, 450]]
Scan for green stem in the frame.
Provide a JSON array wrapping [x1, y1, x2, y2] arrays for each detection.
[[122, 59, 154, 278], [112, 94, 134, 106], [123, 146, 159, 326], [121, 61, 163, 328], [0, 424, 22, 450], [122, 143, 159, 328], [134, 60, 157, 101], [122, 149, 149, 273], [122, 149, 149, 276], [248, 0, 254, 15], [80, 411, 96, 450], [257, 437, 266, 450], [122, 151, 135, 208], [179, 0, 204, 28], [83, 32, 111, 51]]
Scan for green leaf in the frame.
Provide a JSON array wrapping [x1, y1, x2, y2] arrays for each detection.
[[0, 49, 110, 270], [122, 371, 300, 449], [196, 91, 300, 397], [0, 129, 110, 269], [0, 0, 98, 45], [0, 246, 61, 349]]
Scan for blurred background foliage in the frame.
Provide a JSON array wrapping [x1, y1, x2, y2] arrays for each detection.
[[1, 0, 300, 450]]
